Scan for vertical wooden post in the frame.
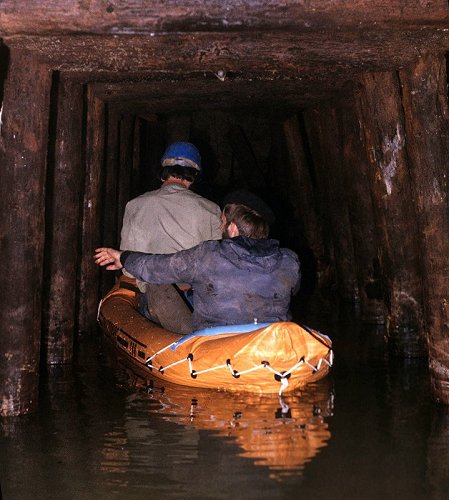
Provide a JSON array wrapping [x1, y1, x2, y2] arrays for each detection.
[[143, 118, 167, 193], [0, 49, 52, 416], [337, 98, 386, 323], [102, 106, 120, 248], [357, 71, 426, 358], [399, 54, 449, 400], [117, 116, 135, 239], [42, 74, 84, 364], [304, 106, 358, 303], [100, 106, 120, 297], [120, 114, 137, 199], [276, 113, 332, 305], [281, 114, 327, 283], [77, 85, 105, 333]]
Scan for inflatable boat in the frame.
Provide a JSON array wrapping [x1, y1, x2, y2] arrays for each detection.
[[97, 276, 333, 394]]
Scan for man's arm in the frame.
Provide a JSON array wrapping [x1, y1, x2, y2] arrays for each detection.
[[122, 248, 198, 285], [94, 243, 206, 285]]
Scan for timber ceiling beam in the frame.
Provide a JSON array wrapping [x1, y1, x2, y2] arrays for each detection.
[[2, 1, 449, 110], [0, 0, 448, 36], [4, 29, 449, 75]]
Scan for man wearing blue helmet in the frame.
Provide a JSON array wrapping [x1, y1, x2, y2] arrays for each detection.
[[120, 141, 221, 332]]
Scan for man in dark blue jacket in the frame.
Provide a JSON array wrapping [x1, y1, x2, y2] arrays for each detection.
[[95, 190, 301, 332]]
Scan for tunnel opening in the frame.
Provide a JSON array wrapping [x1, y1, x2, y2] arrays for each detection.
[[86, 103, 327, 323], [20, 63, 443, 355]]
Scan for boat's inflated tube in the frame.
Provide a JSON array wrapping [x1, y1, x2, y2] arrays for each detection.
[[172, 322, 274, 350]]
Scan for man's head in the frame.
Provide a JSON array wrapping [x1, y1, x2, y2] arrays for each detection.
[[160, 141, 201, 184], [222, 189, 275, 239]]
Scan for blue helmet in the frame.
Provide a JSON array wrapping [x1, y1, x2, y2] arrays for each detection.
[[161, 142, 202, 171]]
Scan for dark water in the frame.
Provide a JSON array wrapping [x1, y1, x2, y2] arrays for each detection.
[[1, 313, 449, 499]]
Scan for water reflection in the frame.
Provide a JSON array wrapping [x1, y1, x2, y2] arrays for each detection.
[[3, 320, 447, 499], [113, 355, 334, 480]]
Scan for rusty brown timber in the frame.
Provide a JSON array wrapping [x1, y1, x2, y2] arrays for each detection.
[[0, 49, 52, 416], [42, 75, 84, 365]]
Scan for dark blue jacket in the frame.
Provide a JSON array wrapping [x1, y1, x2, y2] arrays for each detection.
[[122, 236, 301, 331]]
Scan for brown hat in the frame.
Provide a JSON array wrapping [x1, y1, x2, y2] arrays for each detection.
[[223, 189, 276, 226]]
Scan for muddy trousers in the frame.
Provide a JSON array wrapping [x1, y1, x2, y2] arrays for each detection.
[[142, 284, 193, 335]]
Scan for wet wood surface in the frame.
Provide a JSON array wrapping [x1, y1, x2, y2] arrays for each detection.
[[304, 107, 359, 303], [399, 54, 449, 401], [281, 115, 327, 290], [356, 71, 427, 358], [338, 98, 386, 323], [78, 86, 105, 334], [0, 49, 52, 416], [1, 1, 447, 35], [42, 75, 84, 364]]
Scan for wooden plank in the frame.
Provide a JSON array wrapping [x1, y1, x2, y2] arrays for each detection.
[[399, 54, 449, 401], [357, 70, 427, 357], [77, 85, 105, 333], [304, 106, 358, 302], [280, 114, 327, 296], [4, 32, 446, 74], [99, 106, 121, 297], [42, 75, 84, 364], [337, 97, 386, 323], [0, 1, 447, 36], [0, 49, 52, 416]]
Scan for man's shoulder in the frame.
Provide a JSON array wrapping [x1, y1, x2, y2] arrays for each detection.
[[181, 189, 221, 212], [126, 188, 162, 206], [280, 247, 301, 269], [186, 239, 222, 256]]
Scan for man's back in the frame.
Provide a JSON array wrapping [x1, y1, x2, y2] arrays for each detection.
[[121, 236, 301, 330], [120, 183, 221, 253]]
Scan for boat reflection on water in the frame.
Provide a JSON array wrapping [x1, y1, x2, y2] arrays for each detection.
[[113, 352, 334, 480]]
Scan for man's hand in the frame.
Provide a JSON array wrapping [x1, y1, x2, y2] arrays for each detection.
[[94, 247, 124, 270]]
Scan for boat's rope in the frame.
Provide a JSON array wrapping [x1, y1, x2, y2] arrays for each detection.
[[145, 341, 178, 364], [97, 298, 105, 322], [145, 344, 333, 395]]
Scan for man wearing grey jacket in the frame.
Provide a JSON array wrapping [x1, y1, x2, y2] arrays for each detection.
[[120, 141, 221, 332]]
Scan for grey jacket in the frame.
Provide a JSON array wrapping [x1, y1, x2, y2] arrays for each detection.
[[120, 183, 221, 254], [121, 236, 301, 331], [120, 182, 221, 291]]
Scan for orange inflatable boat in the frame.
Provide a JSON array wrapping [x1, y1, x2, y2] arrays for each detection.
[[97, 276, 333, 394]]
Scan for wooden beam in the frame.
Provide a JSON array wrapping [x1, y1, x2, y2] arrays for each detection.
[[357, 70, 427, 357], [338, 97, 386, 323], [304, 106, 358, 302], [281, 114, 327, 291], [0, 1, 447, 36], [0, 49, 52, 416], [78, 85, 105, 333], [3, 30, 447, 75], [399, 54, 449, 401], [42, 75, 84, 364]]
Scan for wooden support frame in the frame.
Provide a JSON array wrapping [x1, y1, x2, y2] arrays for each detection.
[[0, 49, 52, 416], [399, 54, 449, 401], [77, 85, 105, 333], [357, 70, 427, 358], [42, 74, 84, 364]]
